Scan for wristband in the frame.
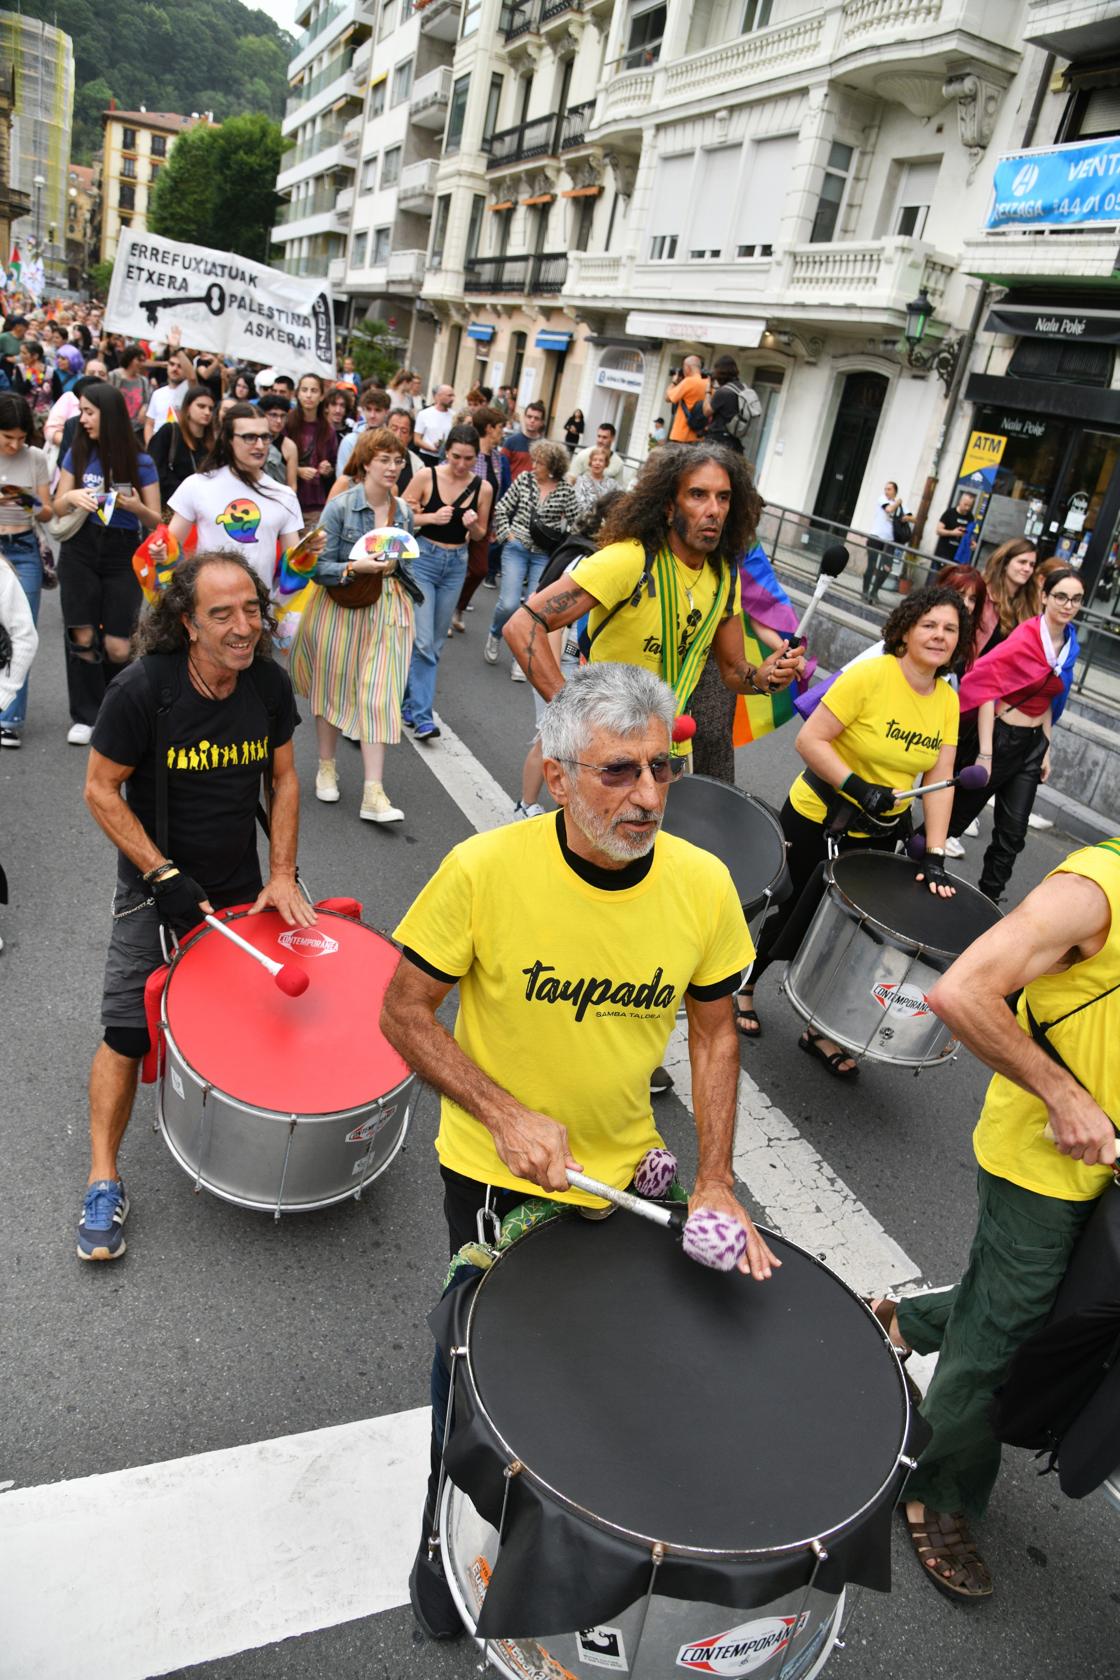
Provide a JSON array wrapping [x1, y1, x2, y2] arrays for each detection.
[[747, 668, 770, 696], [142, 861, 175, 885]]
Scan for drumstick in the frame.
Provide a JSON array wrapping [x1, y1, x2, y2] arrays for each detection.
[[794, 544, 849, 639], [891, 764, 989, 801], [566, 1170, 747, 1272], [203, 913, 310, 997]]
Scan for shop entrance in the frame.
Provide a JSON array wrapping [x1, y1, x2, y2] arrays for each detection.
[[812, 372, 888, 530]]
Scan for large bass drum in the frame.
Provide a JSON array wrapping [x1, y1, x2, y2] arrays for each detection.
[[152, 905, 414, 1215], [782, 851, 1002, 1067], [435, 1213, 921, 1680], [661, 774, 789, 933]]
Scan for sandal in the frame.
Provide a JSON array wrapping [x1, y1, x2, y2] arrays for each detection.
[[733, 990, 761, 1038], [864, 1297, 924, 1409], [798, 1028, 859, 1080], [903, 1505, 993, 1601]]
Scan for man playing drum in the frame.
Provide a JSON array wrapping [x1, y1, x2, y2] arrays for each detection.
[[871, 839, 1119, 1599], [381, 662, 778, 1640], [77, 553, 316, 1261]]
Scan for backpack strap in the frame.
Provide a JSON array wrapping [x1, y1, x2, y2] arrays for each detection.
[[1025, 983, 1120, 1132], [245, 658, 283, 840], [584, 545, 656, 654]]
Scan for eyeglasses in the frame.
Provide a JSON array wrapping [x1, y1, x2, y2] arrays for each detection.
[[560, 755, 685, 787], [1049, 592, 1084, 607], [233, 430, 270, 444]]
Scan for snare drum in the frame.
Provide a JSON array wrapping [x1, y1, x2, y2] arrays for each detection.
[[661, 775, 789, 929], [782, 851, 1002, 1068], [154, 907, 414, 1215], [436, 1214, 917, 1680]]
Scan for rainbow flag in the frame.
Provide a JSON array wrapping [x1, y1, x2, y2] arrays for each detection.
[[733, 546, 815, 746]]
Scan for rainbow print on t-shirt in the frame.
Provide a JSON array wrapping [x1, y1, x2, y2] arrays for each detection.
[[216, 498, 263, 544]]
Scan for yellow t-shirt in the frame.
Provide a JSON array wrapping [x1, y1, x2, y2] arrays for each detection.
[[974, 839, 1120, 1201], [788, 654, 959, 827], [568, 539, 733, 681], [392, 813, 754, 1206]]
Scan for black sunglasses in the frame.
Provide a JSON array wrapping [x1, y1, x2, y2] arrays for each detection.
[[560, 755, 685, 788]]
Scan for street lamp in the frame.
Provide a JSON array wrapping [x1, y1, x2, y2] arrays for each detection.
[[902, 287, 962, 393]]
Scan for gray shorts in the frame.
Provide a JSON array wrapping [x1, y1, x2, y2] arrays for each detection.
[[100, 887, 164, 1031]]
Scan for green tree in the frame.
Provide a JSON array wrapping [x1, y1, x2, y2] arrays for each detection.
[[348, 320, 399, 387], [88, 258, 114, 300], [149, 115, 282, 262]]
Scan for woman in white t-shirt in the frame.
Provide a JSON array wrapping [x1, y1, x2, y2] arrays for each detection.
[[161, 402, 303, 594], [0, 392, 53, 745]]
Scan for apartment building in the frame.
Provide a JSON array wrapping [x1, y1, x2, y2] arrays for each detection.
[[0, 10, 73, 262], [97, 108, 209, 264]]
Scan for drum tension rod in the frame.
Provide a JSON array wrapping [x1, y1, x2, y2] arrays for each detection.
[[777, 1540, 830, 1680], [628, 1542, 666, 1677], [429, 1348, 468, 1561]]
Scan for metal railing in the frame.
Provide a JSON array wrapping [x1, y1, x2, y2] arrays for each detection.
[[559, 100, 594, 148], [274, 187, 340, 225], [285, 50, 355, 117], [500, 0, 539, 37], [463, 251, 568, 292], [486, 110, 559, 168], [282, 124, 348, 168]]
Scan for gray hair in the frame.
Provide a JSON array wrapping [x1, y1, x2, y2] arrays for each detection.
[[538, 662, 676, 764], [530, 437, 570, 479]]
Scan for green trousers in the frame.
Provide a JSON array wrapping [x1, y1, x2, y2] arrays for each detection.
[[896, 1167, 1097, 1521]]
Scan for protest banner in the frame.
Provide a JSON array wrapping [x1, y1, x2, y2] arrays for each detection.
[[105, 230, 335, 378]]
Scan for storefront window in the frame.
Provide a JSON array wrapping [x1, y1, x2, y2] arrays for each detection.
[[967, 404, 1120, 571]]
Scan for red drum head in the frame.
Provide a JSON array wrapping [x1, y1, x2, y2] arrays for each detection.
[[164, 910, 409, 1114]]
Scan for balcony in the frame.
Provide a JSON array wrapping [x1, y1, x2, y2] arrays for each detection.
[[564, 251, 622, 295], [558, 100, 594, 151], [329, 256, 347, 284], [463, 251, 568, 294], [398, 156, 439, 210], [280, 253, 337, 278], [283, 51, 360, 133], [387, 248, 427, 289], [540, 0, 581, 34], [486, 111, 559, 171], [500, 0, 539, 39], [960, 224, 1120, 286], [350, 38, 373, 83], [416, 0, 461, 41], [410, 64, 453, 129], [336, 185, 355, 216], [274, 185, 340, 227], [278, 124, 348, 185], [289, 0, 374, 77], [779, 237, 955, 318], [341, 115, 363, 154]]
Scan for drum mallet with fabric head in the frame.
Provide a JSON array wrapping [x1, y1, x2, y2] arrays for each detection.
[[890, 764, 989, 802], [566, 1169, 747, 1272], [203, 913, 310, 997], [794, 544, 850, 640], [671, 715, 697, 746]]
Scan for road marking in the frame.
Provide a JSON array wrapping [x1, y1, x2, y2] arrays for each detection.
[[0, 1408, 429, 1680], [406, 711, 513, 830]]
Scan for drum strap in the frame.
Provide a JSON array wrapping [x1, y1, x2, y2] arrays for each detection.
[[802, 768, 908, 839], [1025, 986, 1120, 1137]]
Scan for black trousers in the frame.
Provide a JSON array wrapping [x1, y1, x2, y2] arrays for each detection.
[[949, 719, 1047, 902], [750, 799, 899, 986], [862, 541, 894, 600]]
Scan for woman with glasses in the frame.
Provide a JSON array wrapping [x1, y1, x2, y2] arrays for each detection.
[[944, 567, 1083, 904]]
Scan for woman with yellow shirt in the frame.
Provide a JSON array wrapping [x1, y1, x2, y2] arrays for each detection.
[[738, 586, 967, 1076]]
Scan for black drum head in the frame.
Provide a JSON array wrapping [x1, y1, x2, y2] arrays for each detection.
[[831, 850, 1002, 956], [661, 776, 786, 916]]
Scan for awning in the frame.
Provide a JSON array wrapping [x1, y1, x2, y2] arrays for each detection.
[[561, 185, 602, 199], [984, 303, 1120, 346], [488, 200, 514, 212], [522, 192, 554, 206], [535, 330, 572, 351], [467, 322, 495, 342], [964, 371, 1120, 427], [625, 311, 767, 350]]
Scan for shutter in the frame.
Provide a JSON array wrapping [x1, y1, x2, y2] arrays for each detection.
[[736, 134, 796, 257], [686, 145, 740, 260]]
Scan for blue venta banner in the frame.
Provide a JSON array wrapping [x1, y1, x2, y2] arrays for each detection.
[[987, 136, 1120, 230]]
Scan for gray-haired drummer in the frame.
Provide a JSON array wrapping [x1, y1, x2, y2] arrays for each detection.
[[381, 661, 776, 1641]]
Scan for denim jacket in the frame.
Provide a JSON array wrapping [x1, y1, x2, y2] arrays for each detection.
[[312, 485, 413, 587]]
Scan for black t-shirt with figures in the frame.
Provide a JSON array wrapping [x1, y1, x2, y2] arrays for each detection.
[[92, 653, 299, 898]]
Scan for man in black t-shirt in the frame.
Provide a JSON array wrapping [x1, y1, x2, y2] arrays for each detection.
[[932, 490, 976, 569], [76, 553, 315, 1262]]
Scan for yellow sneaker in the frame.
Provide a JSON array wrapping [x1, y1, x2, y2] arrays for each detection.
[[360, 781, 404, 823], [315, 759, 340, 803]]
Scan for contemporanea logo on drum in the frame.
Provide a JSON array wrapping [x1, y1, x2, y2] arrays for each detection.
[[521, 960, 676, 1021], [870, 980, 930, 1018], [676, 1612, 809, 1676], [277, 928, 339, 957]]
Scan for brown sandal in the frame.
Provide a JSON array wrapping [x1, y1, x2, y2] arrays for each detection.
[[864, 1298, 924, 1409], [903, 1506, 993, 1601]]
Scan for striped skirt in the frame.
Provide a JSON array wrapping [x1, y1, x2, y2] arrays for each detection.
[[290, 580, 415, 744]]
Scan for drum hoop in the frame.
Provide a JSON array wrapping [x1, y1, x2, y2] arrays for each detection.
[[825, 850, 991, 961], [461, 1217, 913, 1561], [685, 775, 789, 901]]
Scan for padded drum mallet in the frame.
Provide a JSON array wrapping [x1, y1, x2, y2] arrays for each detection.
[[794, 543, 850, 640], [566, 1167, 748, 1272], [890, 763, 989, 801], [203, 913, 310, 997]]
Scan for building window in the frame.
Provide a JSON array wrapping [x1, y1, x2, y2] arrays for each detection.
[[647, 152, 689, 261], [149, 163, 161, 188], [445, 74, 470, 154], [379, 0, 397, 39], [741, 0, 771, 30], [1062, 83, 1120, 141], [372, 226, 391, 265], [736, 132, 795, 257], [893, 159, 939, 239], [151, 134, 167, 159], [122, 127, 137, 151], [361, 154, 379, 192], [121, 156, 137, 179], [622, 1, 665, 70], [810, 141, 853, 243], [430, 193, 451, 267], [649, 234, 677, 260], [466, 192, 485, 259], [119, 183, 136, 211], [509, 329, 527, 393], [482, 73, 503, 145], [352, 229, 368, 268], [392, 58, 413, 106], [573, 194, 596, 252], [381, 145, 401, 187], [462, 0, 482, 36], [370, 75, 386, 118]]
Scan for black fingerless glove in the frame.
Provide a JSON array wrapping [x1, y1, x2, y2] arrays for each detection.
[[921, 852, 950, 889], [150, 867, 207, 924], [842, 773, 896, 820]]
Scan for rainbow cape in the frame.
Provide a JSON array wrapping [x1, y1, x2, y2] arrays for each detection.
[[732, 546, 816, 746]]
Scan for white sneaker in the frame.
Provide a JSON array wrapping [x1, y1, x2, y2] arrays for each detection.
[[484, 633, 501, 665], [67, 722, 93, 745], [513, 800, 544, 820], [944, 836, 966, 859], [510, 663, 527, 682], [964, 819, 980, 838], [1027, 812, 1053, 831], [360, 781, 404, 823], [315, 759, 340, 803]]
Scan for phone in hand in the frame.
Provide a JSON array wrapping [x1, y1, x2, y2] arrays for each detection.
[[111, 482, 134, 499]]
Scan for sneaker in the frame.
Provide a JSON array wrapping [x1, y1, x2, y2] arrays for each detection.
[[360, 781, 404, 823], [408, 1537, 463, 1641], [414, 722, 441, 742], [964, 819, 980, 838], [315, 759, 340, 803], [0, 726, 21, 748], [944, 836, 966, 859], [484, 633, 501, 665], [77, 1178, 129, 1261], [510, 663, 527, 683], [451, 613, 466, 633], [402, 704, 414, 728], [513, 800, 544, 820], [67, 722, 93, 746], [1027, 812, 1053, 831], [650, 1065, 674, 1096], [481, 577, 498, 589]]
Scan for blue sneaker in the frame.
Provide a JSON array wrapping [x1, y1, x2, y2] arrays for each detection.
[[413, 722, 441, 742], [77, 1179, 129, 1261], [402, 704, 414, 728]]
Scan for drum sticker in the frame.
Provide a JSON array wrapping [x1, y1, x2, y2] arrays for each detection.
[[170, 1068, 185, 1100], [870, 980, 930, 1018], [676, 1613, 808, 1677], [277, 928, 339, 957], [577, 1625, 628, 1671], [345, 1107, 396, 1145]]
